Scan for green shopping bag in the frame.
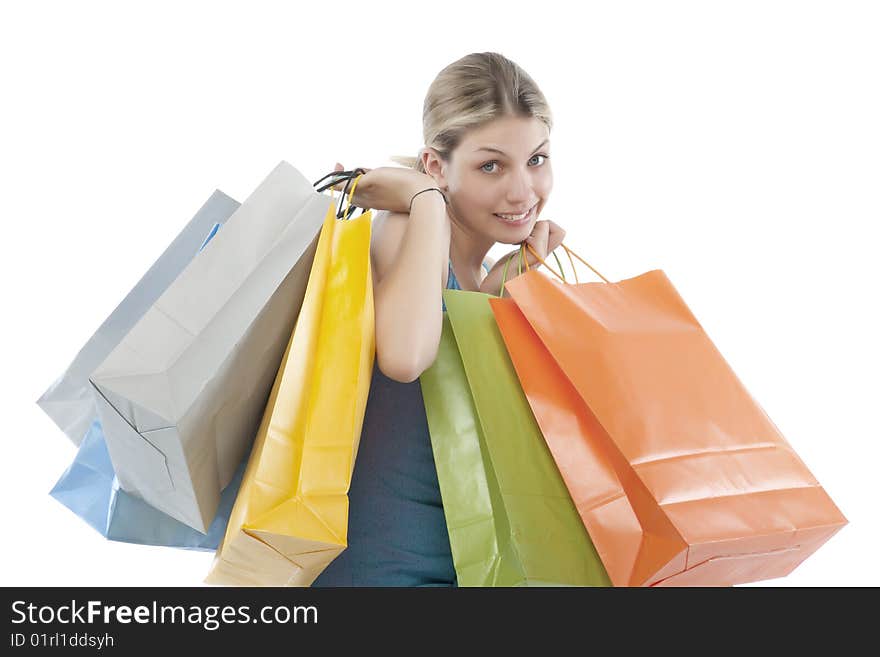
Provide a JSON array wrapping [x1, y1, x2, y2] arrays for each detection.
[[420, 289, 610, 587]]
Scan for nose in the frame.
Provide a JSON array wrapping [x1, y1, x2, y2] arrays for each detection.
[[506, 167, 535, 206]]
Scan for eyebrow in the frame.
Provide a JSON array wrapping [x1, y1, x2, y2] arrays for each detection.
[[473, 139, 549, 157]]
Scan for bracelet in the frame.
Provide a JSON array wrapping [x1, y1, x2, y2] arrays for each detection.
[[408, 187, 448, 214]]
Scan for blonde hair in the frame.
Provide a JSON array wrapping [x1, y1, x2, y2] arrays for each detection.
[[390, 52, 553, 174]]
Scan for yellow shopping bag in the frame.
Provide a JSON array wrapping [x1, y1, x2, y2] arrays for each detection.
[[205, 174, 375, 586]]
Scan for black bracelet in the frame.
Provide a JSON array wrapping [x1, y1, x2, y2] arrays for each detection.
[[408, 187, 447, 214]]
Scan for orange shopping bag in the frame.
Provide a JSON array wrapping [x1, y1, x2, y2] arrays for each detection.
[[490, 245, 847, 586]]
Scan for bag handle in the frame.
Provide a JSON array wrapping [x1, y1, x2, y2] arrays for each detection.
[[495, 241, 611, 296], [524, 242, 611, 284], [338, 173, 365, 220], [313, 168, 368, 219], [497, 245, 559, 296], [313, 168, 367, 192]]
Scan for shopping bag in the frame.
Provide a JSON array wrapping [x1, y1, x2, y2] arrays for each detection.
[[50, 418, 245, 550], [46, 211, 236, 548], [494, 245, 848, 586], [37, 190, 240, 446], [89, 161, 328, 532], [204, 173, 374, 586], [420, 288, 610, 587]]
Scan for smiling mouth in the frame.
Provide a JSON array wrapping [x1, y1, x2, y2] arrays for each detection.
[[493, 204, 537, 224]]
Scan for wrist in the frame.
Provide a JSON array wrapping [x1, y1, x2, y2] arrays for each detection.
[[407, 187, 447, 214]]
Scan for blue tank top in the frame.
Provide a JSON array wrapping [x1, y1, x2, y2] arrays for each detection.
[[311, 259, 490, 587]]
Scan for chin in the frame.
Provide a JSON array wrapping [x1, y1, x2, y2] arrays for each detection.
[[499, 219, 537, 246], [498, 229, 532, 246]]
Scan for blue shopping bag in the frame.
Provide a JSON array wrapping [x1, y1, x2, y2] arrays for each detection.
[[50, 418, 245, 550]]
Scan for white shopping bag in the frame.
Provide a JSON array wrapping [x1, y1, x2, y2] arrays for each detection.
[[37, 190, 240, 446], [90, 161, 330, 532]]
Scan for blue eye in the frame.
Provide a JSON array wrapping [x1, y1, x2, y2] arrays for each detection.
[[481, 154, 549, 173]]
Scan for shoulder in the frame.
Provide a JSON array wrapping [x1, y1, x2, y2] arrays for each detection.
[[370, 210, 405, 283], [370, 210, 448, 287]]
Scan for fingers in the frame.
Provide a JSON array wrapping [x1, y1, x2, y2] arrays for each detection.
[[522, 219, 568, 271], [330, 163, 343, 190], [525, 221, 549, 246], [547, 220, 566, 251], [329, 164, 373, 193], [546, 219, 564, 236], [331, 163, 348, 192], [525, 221, 550, 264]]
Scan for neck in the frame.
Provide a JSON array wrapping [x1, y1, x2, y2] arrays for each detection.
[[448, 209, 494, 292]]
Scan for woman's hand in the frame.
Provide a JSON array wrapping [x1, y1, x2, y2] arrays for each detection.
[[326, 162, 439, 214], [479, 219, 567, 297], [523, 219, 566, 269]]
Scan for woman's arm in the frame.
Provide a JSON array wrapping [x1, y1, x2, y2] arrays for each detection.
[[326, 164, 449, 383], [371, 192, 451, 383], [479, 252, 517, 298]]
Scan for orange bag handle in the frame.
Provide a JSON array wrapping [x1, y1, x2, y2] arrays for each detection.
[[497, 239, 610, 297], [497, 241, 575, 297], [522, 242, 612, 285]]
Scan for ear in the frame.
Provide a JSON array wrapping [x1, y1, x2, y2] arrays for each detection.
[[421, 148, 449, 189]]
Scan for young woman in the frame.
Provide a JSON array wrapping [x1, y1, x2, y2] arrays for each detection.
[[311, 51, 565, 586]]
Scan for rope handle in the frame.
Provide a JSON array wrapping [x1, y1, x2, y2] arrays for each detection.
[[494, 240, 611, 297]]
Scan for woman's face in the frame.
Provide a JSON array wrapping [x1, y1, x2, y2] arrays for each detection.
[[428, 115, 553, 245]]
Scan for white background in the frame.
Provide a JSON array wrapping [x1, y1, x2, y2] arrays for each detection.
[[1, 0, 876, 587]]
